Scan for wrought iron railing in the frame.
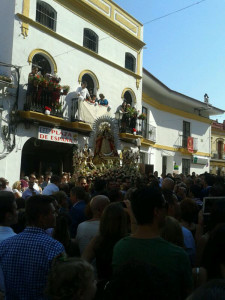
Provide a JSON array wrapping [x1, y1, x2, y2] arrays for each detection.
[[174, 135, 198, 150], [25, 83, 65, 117], [117, 116, 156, 142]]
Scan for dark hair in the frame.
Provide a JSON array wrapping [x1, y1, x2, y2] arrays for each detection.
[[188, 279, 225, 300], [0, 192, 15, 223], [53, 213, 71, 249], [180, 198, 198, 224], [50, 175, 60, 184], [190, 184, 202, 198], [70, 186, 86, 201], [0, 178, 7, 189], [131, 186, 164, 225], [78, 176, 86, 182], [204, 173, 215, 187], [25, 195, 53, 225], [81, 81, 87, 85], [202, 224, 225, 280], [94, 179, 106, 192], [99, 203, 127, 240]]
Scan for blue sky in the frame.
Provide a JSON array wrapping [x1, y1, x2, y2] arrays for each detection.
[[115, 0, 225, 122]]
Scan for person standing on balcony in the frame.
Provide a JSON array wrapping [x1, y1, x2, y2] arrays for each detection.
[[75, 81, 91, 120]]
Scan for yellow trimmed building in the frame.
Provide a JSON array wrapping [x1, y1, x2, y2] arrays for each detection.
[[210, 120, 225, 175]]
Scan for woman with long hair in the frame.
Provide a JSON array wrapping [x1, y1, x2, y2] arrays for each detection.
[[82, 202, 128, 281]]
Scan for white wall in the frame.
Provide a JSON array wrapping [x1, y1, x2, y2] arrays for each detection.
[[142, 101, 210, 175], [0, 0, 15, 74]]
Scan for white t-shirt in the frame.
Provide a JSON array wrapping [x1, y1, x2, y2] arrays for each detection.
[[76, 87, 90, 99], [76, 220, 100, 254]]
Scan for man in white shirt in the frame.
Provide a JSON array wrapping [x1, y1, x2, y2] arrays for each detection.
[[75, 81, 91, 119], [42, 175, 60, 196], [76, 195, 110, 254]]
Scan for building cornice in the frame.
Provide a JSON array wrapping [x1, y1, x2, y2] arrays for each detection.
[[142, 93, 212, 124], [17, 13, 142, 82], [54, 0, 145, 51]]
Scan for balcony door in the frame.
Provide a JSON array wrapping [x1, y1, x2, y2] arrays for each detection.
[[218, 140, 223, 159], [183, 121, 190, 148]]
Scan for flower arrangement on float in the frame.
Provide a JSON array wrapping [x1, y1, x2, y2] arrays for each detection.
[[133, 128, 137, 135]]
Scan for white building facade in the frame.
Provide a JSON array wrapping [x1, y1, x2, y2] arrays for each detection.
[[141, 69, 224, 176], [0, 0, 144, 183]]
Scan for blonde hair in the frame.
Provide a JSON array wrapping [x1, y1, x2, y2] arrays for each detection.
[[12, 181, 21, 190]]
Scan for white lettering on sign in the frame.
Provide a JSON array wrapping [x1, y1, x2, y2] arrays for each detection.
[[38, 126, 78, 144]]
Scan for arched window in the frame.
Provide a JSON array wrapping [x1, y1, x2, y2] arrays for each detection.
[[36, 1, 57, 31], [32, 54, 51, 75], [124, 91, 132, 105], [83, 29, 98, 53], [125, 53, 136, 72], [82, 74, 95, 96]]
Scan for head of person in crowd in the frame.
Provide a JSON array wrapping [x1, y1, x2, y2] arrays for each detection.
[[162, 177, 175, 192], [162, 189, 180, 219], [61, 174, 68, 184], [93, 178, 107, 195], [78, 176, 87, 189], [160, 216, 184, 248], [70, 186, 87, 205], [0, 177, 7, 191], [99, 202, 128, 242], [202, 224, 225, 280], [38, 175, 44, 185], [103, 260, 169, 300], [25, 195, 57, 230], [131, 186, 166, 229], [90, 195, 110, 219], [12, 181, 22, 191], [50, 175, 61, 187], [175, 182, 187, 201], [203, 173, 215, 188], [29, 173, 36, 183], [44, 173, 51, 183], [187, 279, 225, 300], [189, 184, 202, 200], [23, 176, 29, 183], [108, 188, 124, 203], [180, 198, 198, 225], [20, 179, 28, 191], [46, 256, 96, 300], [52, 191, 68, 212], [28, 180, 35, 190], [153, 171, 158, 178], [81, 81, 88, 89], [0, 192, 18, 227]]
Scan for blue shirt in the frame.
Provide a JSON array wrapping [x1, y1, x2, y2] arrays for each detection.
[[0, 227, 64, 300], [22, 188, 40, 199], [42, 183, 59, 195], [0, 227, 16, 293], [69, 200, 86, 238]]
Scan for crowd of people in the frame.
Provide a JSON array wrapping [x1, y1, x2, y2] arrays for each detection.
[[0, 170, 225, 299]]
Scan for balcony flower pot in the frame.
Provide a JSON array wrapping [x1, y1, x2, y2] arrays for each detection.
[[45, 106, 51, 115]]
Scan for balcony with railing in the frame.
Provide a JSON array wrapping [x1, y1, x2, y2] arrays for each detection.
[[174, 135, 198, 151], [115, 110, 156, 143], [18, 73, 92, 132]]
